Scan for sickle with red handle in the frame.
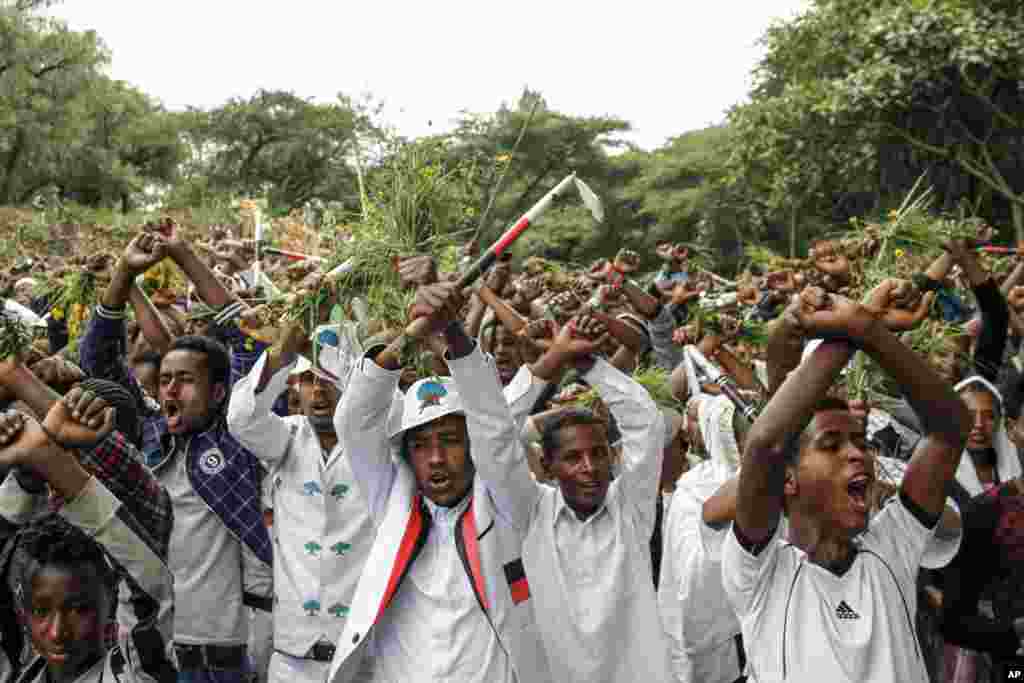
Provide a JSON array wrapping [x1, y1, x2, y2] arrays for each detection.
[[404, 173, 581, 338]]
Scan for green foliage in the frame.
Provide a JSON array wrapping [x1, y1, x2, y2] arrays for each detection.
[[0, 5, 187, 210], [171, 90, 367, 211], [731, 0, 1024, 249], [0, 313, 32, 360]]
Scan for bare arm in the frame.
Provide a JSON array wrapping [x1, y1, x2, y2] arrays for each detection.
[[737, 340, 854, 543], [1001, 259, 1024, 295], [858, 320, 970, 517], [167, 241, 236, 311], [128, 284, 173, 357], [702, 476, 739, 528], [765, 316, 805, 395], [477, 284, 528, 336], [619, 279, 661, 320], [924, 250, 954, 284]]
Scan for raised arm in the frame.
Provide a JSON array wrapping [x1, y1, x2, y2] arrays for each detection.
[[737, 290, 858, 543], [408, 281, 542, 528], [584, 349, 665, 536], [81, 234, 169, 413], [333, 338, 403, 522], [0, 408, 175, 681], [128, 283, 173, 357], [227, 349, 299, 469]]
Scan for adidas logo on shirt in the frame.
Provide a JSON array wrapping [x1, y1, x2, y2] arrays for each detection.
[[835, 600, 860, 620]]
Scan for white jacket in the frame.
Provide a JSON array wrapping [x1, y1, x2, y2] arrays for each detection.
[[327, 346, 553, 683]]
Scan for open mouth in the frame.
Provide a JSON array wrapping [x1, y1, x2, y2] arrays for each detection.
[[164, 402, 182, 429], [429, 472, 451, 489], [847, 474, 871, 513]]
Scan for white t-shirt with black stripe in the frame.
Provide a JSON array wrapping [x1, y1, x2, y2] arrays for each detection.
[[721, 497, 933, 683]]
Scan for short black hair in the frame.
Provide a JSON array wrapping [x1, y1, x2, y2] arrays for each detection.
[[13, 514, 117, 610], [783, 396, 852, 465], [166, 335, 231, 389], [134, 350, 162, 370], [77, 378, 142, 449], [539, 407, 609, 462]]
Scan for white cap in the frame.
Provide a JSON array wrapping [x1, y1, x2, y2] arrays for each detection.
[[289, 355, 312, 376], [388, 376, 464, 443]]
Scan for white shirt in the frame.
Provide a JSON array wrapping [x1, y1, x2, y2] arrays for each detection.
[[367, 495, 513, 683], [659, 460, 742, 683], [228, 352, 376, 656], [516, 358, 672, 683], [163, 440, 247, 645], [722, 498, 934, 683]]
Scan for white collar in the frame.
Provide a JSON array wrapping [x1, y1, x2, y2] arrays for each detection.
[[423, 490, 472, 526], [554, 485, 609, 525]]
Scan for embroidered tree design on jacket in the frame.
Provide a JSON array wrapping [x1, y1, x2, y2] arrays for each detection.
[[302, 481, 322, 496], [330, 483, 349, 500], [304, 541, 322, 556], [328, 603, 349, 618], [330, 541, 351, 557], [302, 600, 321, 616]]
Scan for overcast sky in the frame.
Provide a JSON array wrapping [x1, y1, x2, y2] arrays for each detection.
[[50, 0, 808, 150]]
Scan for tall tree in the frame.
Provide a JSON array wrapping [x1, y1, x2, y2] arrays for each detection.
[[729, 0, 1024, 244], [0, 4, 108, 204], [180, 89, 365, 210]]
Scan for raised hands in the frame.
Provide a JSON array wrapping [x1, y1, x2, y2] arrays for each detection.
[[613, 248, 641, 274], [1008, 285, 1024, 311], [31, 355, 85, 389], [407, 281, 465, 339], [783, 286, 879, 342], [656, 242, 688, 264], [809, 240, 851, 283], [864, 278, 935, 331], [121, 232, 169, 276], [512, 274, 545, 303], [0, 411, 52, 469], [42, 385, 116, 448], [544, 290, 585, 324], [396, 255, 439, 290]]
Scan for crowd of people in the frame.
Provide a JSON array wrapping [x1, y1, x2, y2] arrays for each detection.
[[0, 219, 1022, 683]]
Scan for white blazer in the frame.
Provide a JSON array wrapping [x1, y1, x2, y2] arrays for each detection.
[[327, 346, 553, 683]]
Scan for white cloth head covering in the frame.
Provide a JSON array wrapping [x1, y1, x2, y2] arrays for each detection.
[[953, 375, 1022, 496]]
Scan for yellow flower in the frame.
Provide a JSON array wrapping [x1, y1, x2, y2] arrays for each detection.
[[496, 154, 511, 163], [894, 249, 905, 259], [888, 209, 899, 219], [51, 308, 64, 321]]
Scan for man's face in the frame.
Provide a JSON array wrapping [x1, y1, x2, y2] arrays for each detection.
[[490, 325, 523, 386], [159, 349, 221, 435], [296, 372, 340, 422], [962, 389, 998, 452], [28, 563, 110, 682], [184, 319, 212, 338], [546, 423, 612, 520], [406, 414, 474, 507], [788, 410, 875, 537]]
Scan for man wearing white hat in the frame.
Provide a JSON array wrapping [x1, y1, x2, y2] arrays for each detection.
[[327, 281, 553, 683], [227, 317, 375, 683]]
